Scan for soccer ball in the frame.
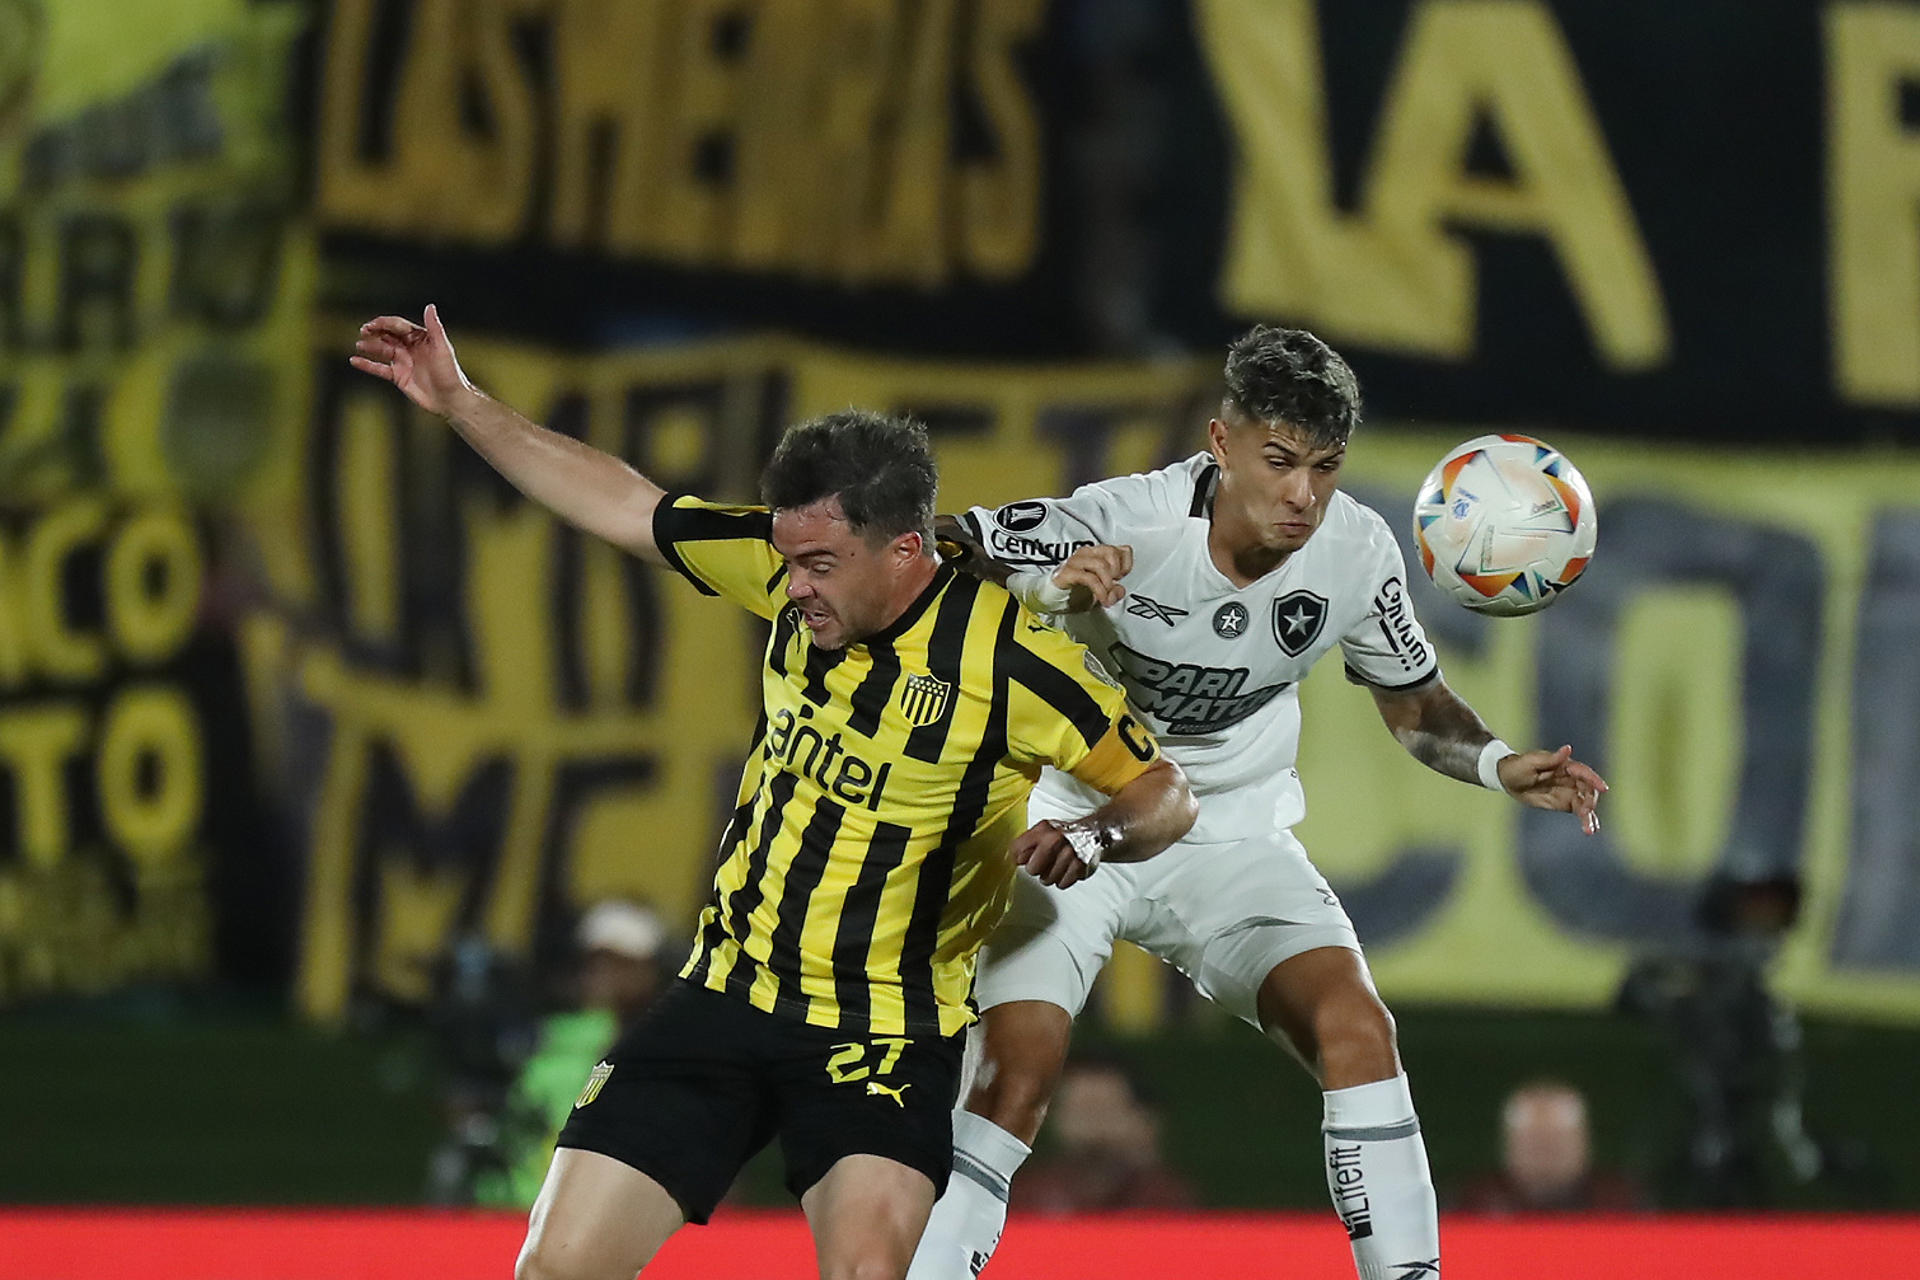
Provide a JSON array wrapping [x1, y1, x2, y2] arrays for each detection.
[[1412, 434, 1596, 617]]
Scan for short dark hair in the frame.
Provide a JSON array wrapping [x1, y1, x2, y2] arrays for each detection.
[[761, 409, 938, 546], [1222, 325, 1362, 449]]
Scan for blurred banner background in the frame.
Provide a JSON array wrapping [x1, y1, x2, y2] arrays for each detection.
[[5, 0, 1920, 1224]]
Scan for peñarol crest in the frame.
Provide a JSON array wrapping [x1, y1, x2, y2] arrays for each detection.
[[898, 671, 953, 727], [575, 1062, 614, 1109]]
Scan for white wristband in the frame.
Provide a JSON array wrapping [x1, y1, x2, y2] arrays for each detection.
[[1007, 567, 1075, 616], [1477, 739, 1515, 792]]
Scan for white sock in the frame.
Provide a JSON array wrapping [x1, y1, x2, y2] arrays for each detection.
[[1323, 1075, 1441, 1280], [905, 1111, 1031, 1280]]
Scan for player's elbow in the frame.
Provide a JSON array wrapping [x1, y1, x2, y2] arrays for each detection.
[[1170, 762, 1199, 840], [1144, 760, 1198, 853]]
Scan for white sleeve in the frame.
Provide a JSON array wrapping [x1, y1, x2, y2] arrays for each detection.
[[1340, 532, 1442, 692], [959, 461, 1202, 570]]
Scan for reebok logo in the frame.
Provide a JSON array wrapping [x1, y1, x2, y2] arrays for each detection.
[[1125, 594, 1188, 626]]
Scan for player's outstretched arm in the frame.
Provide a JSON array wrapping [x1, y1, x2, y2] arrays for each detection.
[[1369, 676, 1608, 835], [1010, 759, 1196, 890], [352, 306, 669, 565], [935, 515, 1131, 615]]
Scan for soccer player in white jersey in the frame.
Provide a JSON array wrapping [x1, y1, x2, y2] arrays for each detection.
[[907, 326, 1607, 1280]]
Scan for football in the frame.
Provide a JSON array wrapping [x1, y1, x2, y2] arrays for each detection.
[[1411, 434, 1597, 617]]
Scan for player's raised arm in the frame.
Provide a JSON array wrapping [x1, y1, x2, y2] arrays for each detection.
[[1367, 676, 1609, 835], [351, 306, 669, 564], [937, 515, 1132, 615]]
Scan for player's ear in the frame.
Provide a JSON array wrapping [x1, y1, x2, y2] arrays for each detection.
[[1206, 416, 1231, 462], [891, 530, 924, 564]]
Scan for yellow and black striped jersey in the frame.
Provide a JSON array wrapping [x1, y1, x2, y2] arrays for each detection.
[[653, 495, 1162, 1037]]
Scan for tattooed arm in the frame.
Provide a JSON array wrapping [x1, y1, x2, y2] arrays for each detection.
[[1370, 677, 1609, 834]]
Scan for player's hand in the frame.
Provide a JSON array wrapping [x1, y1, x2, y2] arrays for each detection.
[[1053, 544, 1133, 611], [1010, 819, 1096, 889], [350, 304, 476, 417], [1496, 744, 1608, 835]]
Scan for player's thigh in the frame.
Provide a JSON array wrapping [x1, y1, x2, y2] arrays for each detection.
[[517, 1149, 683, 1280], [1130, 830, 1361, 1031], [1255, 944, 1398, 1084], [774, 1021, 964, 1207], [801, 1153, 939, 1280], [554, 980, 777, 1227], [972, 855, 1137, 1019], [952, 997, 1076, 1145]]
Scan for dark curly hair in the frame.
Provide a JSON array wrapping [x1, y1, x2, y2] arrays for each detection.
[[761, 409, 938, 546], [1222, 325, 1362, 449]]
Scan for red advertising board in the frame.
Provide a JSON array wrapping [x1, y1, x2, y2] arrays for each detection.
[[4, 1210, 1917, 1280]]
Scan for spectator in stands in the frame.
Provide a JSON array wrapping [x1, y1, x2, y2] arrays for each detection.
[[1011, 1052, 1195, 1212], [1454, 1079, 1644, 1213], [472, 899, 669, 1208]]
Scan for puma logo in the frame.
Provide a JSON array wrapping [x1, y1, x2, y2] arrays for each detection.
[[866, 1080, 911, 1107]]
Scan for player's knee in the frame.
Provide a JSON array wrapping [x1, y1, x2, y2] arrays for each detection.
[[1314, 991, 1398, 1075], [513, 1243, 555, 1280], [818, 1252, 914, 1280], [515, 1236, 598, 1280], [966, 1060, 1055, 1144]]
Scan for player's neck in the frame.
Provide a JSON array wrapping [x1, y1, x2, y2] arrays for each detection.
[[875, 555, 941, 629], [1206, 509, 1292, 587]]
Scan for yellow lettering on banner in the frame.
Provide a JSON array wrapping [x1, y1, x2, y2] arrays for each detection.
[[1828, 4, 1920, 405], [863, 0, 958, 288], [1198, 0, 1667, 369], [807, 0, 897, 281], [106, 508, 201, 665], [0, 537, 26, 687], [1607, 590, 1739, 877], [0, 704, 87, 869], [315, 0, 393, 233], [1098, 941, 1167, 1035], [97, 685, 203, 869], [654, 0, 743, 263], [337, 394, 402, 645], [314, 0, 1041, 286], [729, 4, 818, 271], [375, 860, 471, 1004], [962, 0, 1045, 280], [549, 1, 666, 252], [24, 500, 106, 683], [320, 0, 536, 241], [1373, 2, 1668, 368], [396, 0, 536, 243]]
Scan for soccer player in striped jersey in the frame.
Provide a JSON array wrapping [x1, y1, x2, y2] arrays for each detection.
[[352, 308, 1197, 1280]]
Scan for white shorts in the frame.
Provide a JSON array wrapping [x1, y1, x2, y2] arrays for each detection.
[[974, 796, 1362, 1030]]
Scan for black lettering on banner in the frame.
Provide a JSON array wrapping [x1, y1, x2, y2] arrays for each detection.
[[1526, 498, 1820, 943], [315, 0, 1045, 286], [1832, 511, 1920, 970]]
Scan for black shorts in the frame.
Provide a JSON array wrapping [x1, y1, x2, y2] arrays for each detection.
[[555, 979, 962, 1224]]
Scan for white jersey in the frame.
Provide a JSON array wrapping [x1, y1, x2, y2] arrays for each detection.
[[962, 453, 1439, 841]]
